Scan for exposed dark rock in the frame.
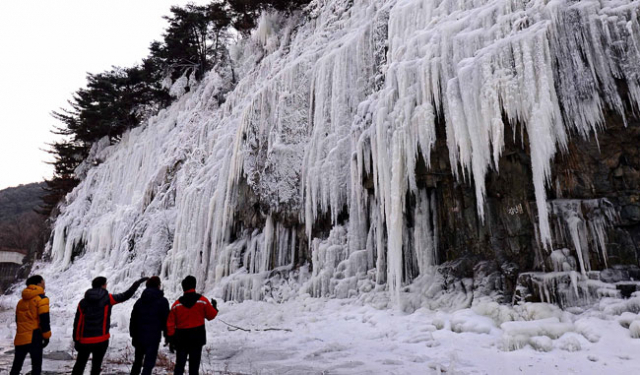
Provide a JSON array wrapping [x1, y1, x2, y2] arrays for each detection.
[[421, 113, 640, 301], [600, 268, 630, 283], [616, 283, 640, 299]]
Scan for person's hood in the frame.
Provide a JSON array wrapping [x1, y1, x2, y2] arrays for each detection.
[[22, 285, 44, 300], [178, 290, 201, 308], [141, 287, 164, 300], [84, 287, 109, 302]]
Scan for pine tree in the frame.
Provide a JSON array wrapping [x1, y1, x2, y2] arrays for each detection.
[[43, 67, 161, 214], [151, 4, 221, 81], [227, 0, 312, 32], [39, 141, 87, 216]]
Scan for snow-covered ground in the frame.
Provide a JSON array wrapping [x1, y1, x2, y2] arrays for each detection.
[[2, 285, 640, 374], [5, 0, 640, 372]]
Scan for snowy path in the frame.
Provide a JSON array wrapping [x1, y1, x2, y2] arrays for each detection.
[[1, 297, 639, 374]]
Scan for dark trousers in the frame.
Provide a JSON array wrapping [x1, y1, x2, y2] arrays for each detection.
[[10, 331, 43, 375], [72, 341, 109, 375], [130, 342, 159, 375], [174, 345, 203, 375]]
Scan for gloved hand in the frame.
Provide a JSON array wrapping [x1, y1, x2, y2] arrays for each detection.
[[210, 298, 217, 310], [134, 277, 149, 287], [43, 338, 49, 348], [169, 342, 176, 354]]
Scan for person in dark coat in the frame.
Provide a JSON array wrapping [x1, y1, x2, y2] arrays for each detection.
[[72, 276, 147, 375], [129, 276, 170, 375], [167, 275, 218, 375]]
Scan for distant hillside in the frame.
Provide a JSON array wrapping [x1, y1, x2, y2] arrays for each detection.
[[0, 182, 47, 264], [0, 182, 46, 223]]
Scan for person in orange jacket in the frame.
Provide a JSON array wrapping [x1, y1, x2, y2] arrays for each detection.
[[10, 275, 51, 375], [167, 275, 218, 375]]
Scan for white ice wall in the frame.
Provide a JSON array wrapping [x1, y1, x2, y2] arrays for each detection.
[[45, 0, 640, 304]]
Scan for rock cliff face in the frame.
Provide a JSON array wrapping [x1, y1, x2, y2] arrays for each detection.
[[44, 0, 640, 309], [424, 113, 640, 304]]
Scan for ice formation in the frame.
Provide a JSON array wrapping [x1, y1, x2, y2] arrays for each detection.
[[45, 0, 640, 305], [630, 320, 640, 338], [550, 199, 619, 275], [512, 199, 621, 307]]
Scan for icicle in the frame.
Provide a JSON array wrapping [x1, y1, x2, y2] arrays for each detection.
[[386, 132, 406, 300], [413, 190, 436, 275], [551, 199, 618, 276], [262, 215, 274, 273]]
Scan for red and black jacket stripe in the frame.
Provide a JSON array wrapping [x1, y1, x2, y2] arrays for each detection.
[[73, 281, 141, 345], [167, 290, 217, 348]]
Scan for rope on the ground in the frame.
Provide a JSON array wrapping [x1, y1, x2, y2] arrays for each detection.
[[217, 318, 292, 332]]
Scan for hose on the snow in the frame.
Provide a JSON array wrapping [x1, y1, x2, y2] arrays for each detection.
[[217, 318, 292, 332]]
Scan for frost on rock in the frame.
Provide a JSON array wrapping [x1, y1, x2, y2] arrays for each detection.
[[529, 335, 554, 352], [514, 198, 622, 308], [450, 309, 495, 334], [630, 320, 640, 339], [169, 75, 190, 98], [44, 0, 640, 309], [514, 271, 621, 308], [501, 318, 573, 351], [557, 332, 583, 352], [550, 199, 619, 275]]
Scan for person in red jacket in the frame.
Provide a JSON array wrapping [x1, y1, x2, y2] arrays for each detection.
[[167, 275, 218, 375], [72, 276, 147, 375]]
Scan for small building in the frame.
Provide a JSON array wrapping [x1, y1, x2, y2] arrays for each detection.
[[0, 247, 26, 294]]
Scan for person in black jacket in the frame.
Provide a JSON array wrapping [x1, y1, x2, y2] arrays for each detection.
[[129, 276, 170, 375], [72, 276, 147, 375]]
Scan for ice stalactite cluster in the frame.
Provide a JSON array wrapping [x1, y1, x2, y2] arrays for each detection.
[[213, 215, 301, 302], [515, 270, 621, 308], [514, 199, 620, 308], [45, 0, 640, 305], [364, 0, 640, 298], [550, 199, 619, 275]]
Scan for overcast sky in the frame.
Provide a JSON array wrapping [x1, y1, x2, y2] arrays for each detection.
[[0, 0, 210, 190]]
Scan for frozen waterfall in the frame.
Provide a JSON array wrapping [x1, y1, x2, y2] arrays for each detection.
[[46, 0, 640, 305]]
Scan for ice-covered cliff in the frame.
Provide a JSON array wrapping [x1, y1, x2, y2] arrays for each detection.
[[45, 0, 640, 308]]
